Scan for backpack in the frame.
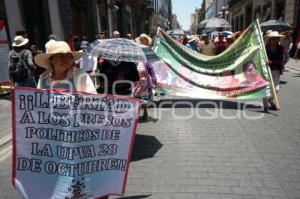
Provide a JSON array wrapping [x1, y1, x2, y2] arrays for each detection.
[[9, 50, 29, 82]]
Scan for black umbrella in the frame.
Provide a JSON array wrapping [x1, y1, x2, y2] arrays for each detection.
[[260, 20, 292, 33]]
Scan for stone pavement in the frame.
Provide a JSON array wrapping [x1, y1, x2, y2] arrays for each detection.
[[0, 60, 300, 199]]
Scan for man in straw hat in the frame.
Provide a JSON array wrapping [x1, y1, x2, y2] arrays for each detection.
[[263, 31, 285, 111], [8, 35, 36, 88], [135, 33, 153, 47], [185, 35, 198, 51], [34, 40, 96, 93]]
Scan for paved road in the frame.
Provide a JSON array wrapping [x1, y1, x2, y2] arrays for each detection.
[[0, 60, 300, 199]]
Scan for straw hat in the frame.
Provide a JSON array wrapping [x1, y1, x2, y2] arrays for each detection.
[[187, 35, 197, 43], [135, 33, 152, 45], [12, 35, 29, 47], [265, 31, 284, 42], [34, 41, 84, 68]]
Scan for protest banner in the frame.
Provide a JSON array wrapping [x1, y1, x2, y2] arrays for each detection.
[[12, 87, 139, 199], [153, 20, 278, 106]]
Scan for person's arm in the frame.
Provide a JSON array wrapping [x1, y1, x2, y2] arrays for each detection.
[[25, 50, 36, 70], [146, 63, 157, 84], [91, 56, 98, 76]]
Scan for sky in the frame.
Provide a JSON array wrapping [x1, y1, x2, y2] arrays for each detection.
[[172, 0, 202, 31]]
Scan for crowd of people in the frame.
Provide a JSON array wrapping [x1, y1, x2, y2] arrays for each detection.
[[175, 30, 241, 56], [7, 27, 300, 115], [8, 29, 158, 121]]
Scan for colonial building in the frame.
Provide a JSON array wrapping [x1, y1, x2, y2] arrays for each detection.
[[2, 0, 172, 46], [228, 0, 300, 32]]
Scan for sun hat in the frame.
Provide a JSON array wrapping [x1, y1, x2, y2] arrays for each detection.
[[34, 41, 84, 68], [12, 35, 29, 47], [266, 31, 285, 41], [135, 33, 152, 45], [187, 35, 197, 43], [113, 31, 120, 35]]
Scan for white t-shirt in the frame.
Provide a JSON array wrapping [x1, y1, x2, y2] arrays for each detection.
[[77, 55, 98, 72]]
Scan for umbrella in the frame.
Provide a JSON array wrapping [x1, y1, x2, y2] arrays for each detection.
[[88, 38, 160, 63], [198, 19, 210, 29], [204, 17, 231, 29], [222, 31, 233, 37], [260, 20, 292, 33], [166, 29, 185, 35]]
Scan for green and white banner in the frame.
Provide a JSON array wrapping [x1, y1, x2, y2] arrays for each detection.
[[153, 20, 273, 99]]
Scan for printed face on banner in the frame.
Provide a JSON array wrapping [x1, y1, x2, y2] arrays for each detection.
[[12, 88, 139, 199]]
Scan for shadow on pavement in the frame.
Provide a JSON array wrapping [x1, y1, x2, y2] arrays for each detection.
[[150, 99, 263, 110], [280, 80, 287, 84], [131, 134, 162, 162], [115, 194, 152, 199], [0, 93, 11, 100]]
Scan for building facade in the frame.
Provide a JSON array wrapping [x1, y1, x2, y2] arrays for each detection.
[[228, 0, 300, 32], [0, 0, 172, 81], [2, 0, 172, 47]]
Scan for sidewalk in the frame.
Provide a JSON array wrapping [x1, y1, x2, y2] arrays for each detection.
[[286, 58, 300, 72]]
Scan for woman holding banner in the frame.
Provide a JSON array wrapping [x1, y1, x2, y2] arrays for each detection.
[[264, 31, 285, 111], [34, 41, 96, 93]]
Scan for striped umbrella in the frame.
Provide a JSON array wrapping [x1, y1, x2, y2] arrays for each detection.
[[88, 38, 160, 63]]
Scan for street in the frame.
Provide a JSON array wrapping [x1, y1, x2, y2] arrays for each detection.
[[1, 59, 300, 199]]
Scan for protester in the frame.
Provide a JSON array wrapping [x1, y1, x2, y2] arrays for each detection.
[[185, 35, 198, 51], [45, 34, 57, 53], [126, 33, 133, 40], [133, 62, 157, 121], [134, 33, 157, 121], [75, 41, 98, 76], [225, 34, 234, 48], [199, 34, 215, 56], [239, 61, 268, 88], [99, 31, 108, 39], [135, 33, 152, 47], [179, 35, 188, 45], [112, 31, 120, 38], [97, 60, 140, 95], [280, 31, 293, 64], [30, 44, 45, 83], [264, 31, 285, 110], [214, 33, 226, 55], [35, 41, 96, 93], [8, 36, 36, 88]]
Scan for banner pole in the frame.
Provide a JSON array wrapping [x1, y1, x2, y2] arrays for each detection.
[[256, 18, 280, 110]]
